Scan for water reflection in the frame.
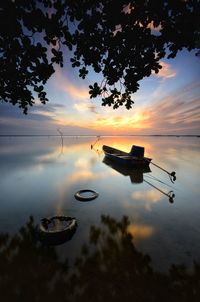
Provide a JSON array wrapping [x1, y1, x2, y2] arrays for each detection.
[[127, 222, 154, 240], [132, 189, 163, 210], [0, 136, 200, 274], [103, 156, 175, 203], [103, 156, 151, 183], [38, 216, 77, 246], [0, 216, 200, 302]]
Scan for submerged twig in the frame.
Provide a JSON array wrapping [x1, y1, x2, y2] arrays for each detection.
[[91, 135, 101, 149]]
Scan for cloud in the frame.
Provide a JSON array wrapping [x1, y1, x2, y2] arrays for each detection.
[[146, 82, 200, 134], [31, 103, 65, 113], [0, 103, 57, 122], [93, 112, 151, 132], [0, 115, 56, 135], [0, 102, 98, 135], [0, 101, 73, 135], [154, 61, 176, 79], [74, 102, 98, 114], [52, 68, 89, 100], [1, 60, 199, 135], [91, 81, 200, 135], [88, 105, 98, 114]]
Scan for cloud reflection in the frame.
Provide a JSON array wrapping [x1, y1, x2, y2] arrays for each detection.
[[128, 223, 154, 239], [132, 190, 162, 211]]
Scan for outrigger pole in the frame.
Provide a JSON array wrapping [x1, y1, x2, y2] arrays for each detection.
[[144, 179, 175, 203], [149, 161, 176, 183]]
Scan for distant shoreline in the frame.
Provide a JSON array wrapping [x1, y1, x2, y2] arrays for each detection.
[[0, 134, 199, 138]]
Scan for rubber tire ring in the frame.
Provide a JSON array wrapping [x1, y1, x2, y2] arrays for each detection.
[[74, 189, 99, 201]]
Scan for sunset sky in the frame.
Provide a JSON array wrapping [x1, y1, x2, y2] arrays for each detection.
[[0, 49, 200, 135]]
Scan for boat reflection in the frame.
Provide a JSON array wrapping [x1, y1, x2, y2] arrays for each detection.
[[103, 156, 175, 203], [103, 156, 151, 184]]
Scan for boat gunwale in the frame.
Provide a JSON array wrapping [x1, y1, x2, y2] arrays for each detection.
[[102, 145, 152, 164]]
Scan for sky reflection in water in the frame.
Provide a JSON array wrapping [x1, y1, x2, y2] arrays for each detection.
[[0, 135, 200, 273]]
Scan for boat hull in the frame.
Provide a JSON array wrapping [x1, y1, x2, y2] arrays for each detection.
[[102, 145, 151, 167]]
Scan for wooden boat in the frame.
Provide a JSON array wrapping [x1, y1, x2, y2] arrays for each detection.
[[102, 145, 152, 167]]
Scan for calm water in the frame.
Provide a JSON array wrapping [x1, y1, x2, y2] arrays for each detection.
[[0, 136, 200, 301]]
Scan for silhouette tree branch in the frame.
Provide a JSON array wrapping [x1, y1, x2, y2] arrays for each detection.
[[0, 0, 199, 113]]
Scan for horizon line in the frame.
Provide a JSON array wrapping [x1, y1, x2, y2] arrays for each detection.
[[0, 134, 199, 137]]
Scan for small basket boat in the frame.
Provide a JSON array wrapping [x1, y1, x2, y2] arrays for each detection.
[[38, 216, 77, 245]]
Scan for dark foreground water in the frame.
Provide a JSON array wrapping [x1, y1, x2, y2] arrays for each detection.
[[0, 136, 200, 301]]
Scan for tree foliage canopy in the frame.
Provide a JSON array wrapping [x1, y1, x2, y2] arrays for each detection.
[[0, 0, 200, 113]]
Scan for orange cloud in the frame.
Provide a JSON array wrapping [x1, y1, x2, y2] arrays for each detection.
[[127, 223, 154, 240], [62, 81, 89, 99], [51, 84, 200, 135], [44, 74, 200, 135], [155, 61, 176, 78], [94, 112, 151, 131], [52, 68, 89, 100]]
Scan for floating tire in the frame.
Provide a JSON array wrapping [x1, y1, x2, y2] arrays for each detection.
[[38, 216, 77, 246], [74, 189, 99, 201]]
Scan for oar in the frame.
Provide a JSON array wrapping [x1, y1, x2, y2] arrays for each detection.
[[149, 161, 176, 183]]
